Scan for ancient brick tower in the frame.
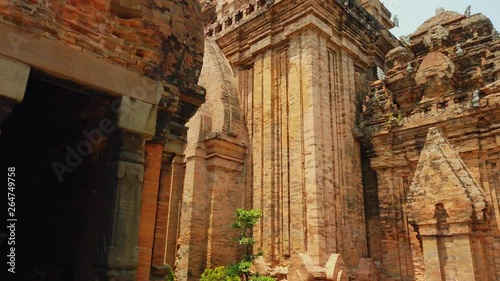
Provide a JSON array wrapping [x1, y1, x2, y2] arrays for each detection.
[[170, 2, 500, 281], [167, 0, 397, 280], [361, 8, 500, 281]]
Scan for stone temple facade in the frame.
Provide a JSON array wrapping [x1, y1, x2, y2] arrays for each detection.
[[0, 1, 499, 281], [360, 9, 500, 281]]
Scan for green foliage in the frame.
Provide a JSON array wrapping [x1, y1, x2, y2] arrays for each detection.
[[238, 237, 256, 245], [202, 208, 275, 281], [166, 268, 175, 281], [232, 208, 263, 264], [226, 263, 241, 277], [249, 275, 277, 281], [386, 112, 403, 128], [237, 261, 252, 274], [200, 266, 240, 281], [232, 208, 262, 230]]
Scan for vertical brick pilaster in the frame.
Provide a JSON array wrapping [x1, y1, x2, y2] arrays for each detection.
[[137, 143, 163, 281]]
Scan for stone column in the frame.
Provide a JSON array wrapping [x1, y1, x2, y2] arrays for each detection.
[[175, 144, 209, 280], [421, 235, 442, 281], [150, 138, 186, 277], [419, 223, 476, 281], [98, 96, 157, 281], [204, 138, 246, 268], [162, 153, 185, 267], [137, 142, 164, 281], [0, 55, 29, 129], [448, 234, 475, 280]]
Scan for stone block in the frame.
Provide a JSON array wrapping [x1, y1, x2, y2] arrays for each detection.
[[0, 55, 29, 103], [117, 96, 157, 139]]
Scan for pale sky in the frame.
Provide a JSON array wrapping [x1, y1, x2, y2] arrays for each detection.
[[380, 0, 500, 37]]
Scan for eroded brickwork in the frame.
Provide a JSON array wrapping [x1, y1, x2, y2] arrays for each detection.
[[174, 0, 397, 280], [0, 0, 206, 280], [361, 9, 500, 281], [0, 0, 203, 88]]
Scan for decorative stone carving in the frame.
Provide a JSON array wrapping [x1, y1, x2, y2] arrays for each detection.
[[493, 29, 500, 40], [406, 127, 487, 226], [423, 25, 450, 51], [376, 66, 386, 80], [464, 5, 471, 17], [400, 35, 411, 45], [406, 63, 413, 73], [456, 43, 464, 56], [98, 130, 146, 281], [471, 89, 480, 108], [385, 46, 415, 70], [462, 14, 494, 39], [415, 51, 456, 100], [392, 15, 399, 27]]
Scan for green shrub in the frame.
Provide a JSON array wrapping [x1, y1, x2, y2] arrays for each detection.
[[166, 268, 175, 281], [200, 266, 240, 281]]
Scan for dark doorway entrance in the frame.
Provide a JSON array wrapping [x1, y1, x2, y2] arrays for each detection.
[[0, 72, 114, 281]]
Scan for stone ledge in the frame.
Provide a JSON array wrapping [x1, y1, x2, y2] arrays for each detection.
[[284, 14, 333, 38]]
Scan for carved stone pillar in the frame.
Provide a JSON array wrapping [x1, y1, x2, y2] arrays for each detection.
[[0, 55, 29, 129], [97, 96, 157, 281]]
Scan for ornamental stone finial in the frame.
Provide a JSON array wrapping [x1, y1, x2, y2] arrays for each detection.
[[400, 35, 410, 45], [456, 44, 464, 56], [471, 90, 480, 108], [377, 66, 386, 80], [406, 63, 413, 73], [392, 15, 399, 28], [465, 5, 471, 17]]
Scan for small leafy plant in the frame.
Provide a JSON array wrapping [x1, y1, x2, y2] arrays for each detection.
[[386, 112, 403, 128], [201, 208, 276, 281], [231, 208, 265, 280]]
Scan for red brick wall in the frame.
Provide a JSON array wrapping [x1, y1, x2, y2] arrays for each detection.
[[138, 143, 163, 280], [0, 0, 204, 90]]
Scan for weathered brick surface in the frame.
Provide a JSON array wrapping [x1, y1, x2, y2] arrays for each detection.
[[174, 38, 248, 280], [0, 0, 204, 92], [361, 8, 500, 281], [0, 1, 206, 280], [138, 143, 163, 280], [185, 0, 397, 280]]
